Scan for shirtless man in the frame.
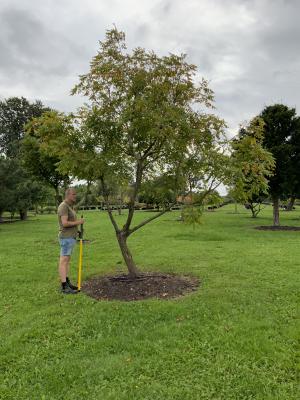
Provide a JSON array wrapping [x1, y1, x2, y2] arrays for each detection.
[[57, 188, 84, 294]]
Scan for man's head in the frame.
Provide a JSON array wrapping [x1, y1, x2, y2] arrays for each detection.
[[65, 188, 77, 205]]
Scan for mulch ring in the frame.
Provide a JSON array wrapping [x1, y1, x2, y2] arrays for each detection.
[[255, 225, 300, 231], [81, 272, 200, 301]]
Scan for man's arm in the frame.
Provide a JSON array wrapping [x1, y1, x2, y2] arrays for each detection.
[[61, 215, 84, 228]]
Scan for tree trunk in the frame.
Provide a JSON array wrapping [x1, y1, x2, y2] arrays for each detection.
[[19, 210, 28, 220], [234, 201, 238, 214], [116, 231, 140, 278], [250, 206, 257, 218], [55, 187, 61, 209], [286, 196, 296, 211], [272, 197, 280, 226]]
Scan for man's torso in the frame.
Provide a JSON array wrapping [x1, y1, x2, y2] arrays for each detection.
[[57, 201, 77, 238]]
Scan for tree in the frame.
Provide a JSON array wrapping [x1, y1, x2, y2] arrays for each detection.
[[10, 179, 50, 220], [178, 128, 232, 223], [181, 120, 233, 207], [0, 156, 49, 220], [0, 97, 53, 219], [0, 157, 19, 221], [37, 28, 226, 277], [230, 117, 275, 218], [204, 190, 223, 210], [23, 111, 71, 206], [0, 97, 49, 158], [286, 112, 300, 210], [260, 105, 300, 226], [138, 173, 177, 209]]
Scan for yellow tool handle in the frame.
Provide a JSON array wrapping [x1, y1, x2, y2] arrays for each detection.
[[77, 239, 83, 291]]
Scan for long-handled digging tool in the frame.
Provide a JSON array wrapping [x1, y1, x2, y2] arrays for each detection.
[[77, 215, 84, 292]]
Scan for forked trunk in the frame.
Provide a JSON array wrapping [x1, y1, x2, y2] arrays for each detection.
[[116, 231, 140, 278], [250, 206, 257, 218], [272, 197, 280, 226]]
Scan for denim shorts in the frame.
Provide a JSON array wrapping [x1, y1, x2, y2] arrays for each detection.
[[59, 237, 77, 256]]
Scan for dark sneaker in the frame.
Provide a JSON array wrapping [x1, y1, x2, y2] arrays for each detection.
[[61, 286, 78, 294], [66, 278, 78, 291]]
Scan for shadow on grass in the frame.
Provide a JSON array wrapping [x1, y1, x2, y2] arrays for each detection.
[[166, 233, 231, 241]]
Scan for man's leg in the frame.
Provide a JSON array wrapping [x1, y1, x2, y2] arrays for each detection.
[[59, 238, 77, 293], [59, 255, 70, 283]]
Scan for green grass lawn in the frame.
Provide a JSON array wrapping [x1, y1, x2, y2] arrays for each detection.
[[0, 205, 299, 400]]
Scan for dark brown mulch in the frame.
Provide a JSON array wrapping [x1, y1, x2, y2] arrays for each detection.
[[81, 272, 200, 301], [255, 225, 300, 231]]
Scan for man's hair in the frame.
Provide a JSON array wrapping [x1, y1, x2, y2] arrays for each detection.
[[65, 187, 76, 197]]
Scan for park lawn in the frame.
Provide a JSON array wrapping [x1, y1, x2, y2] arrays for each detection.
[[0, 205, 299, 400]]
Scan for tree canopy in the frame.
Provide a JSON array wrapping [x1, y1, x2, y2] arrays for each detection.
[[260, 104, 300, 225], [29, 28, 238, 276], [0, 97, 54, 219], [0, 97, 49, 158], [230, 117, 275, 217]]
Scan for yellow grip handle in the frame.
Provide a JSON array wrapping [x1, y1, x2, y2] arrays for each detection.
[[77, 239, 83, 291]]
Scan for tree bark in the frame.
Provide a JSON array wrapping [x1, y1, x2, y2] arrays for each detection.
[[272, 197, 280, 226], [286, 196, 296, 211], [250, 206, 257, 218], [19, 210, 28, 220], [249, 202, 262, 218], [116, 231, 139, 278], [55, 187, 61, 209]]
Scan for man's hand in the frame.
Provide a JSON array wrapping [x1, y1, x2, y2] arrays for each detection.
[[61, 216, 85, 228]]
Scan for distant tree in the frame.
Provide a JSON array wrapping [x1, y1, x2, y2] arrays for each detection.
[[139, 174, 177, 209], [230, 117, 275, 218], [204, 190, 223, 210], [181, 118, 233, 207], [286, 112, 300, 210], [260, 104, 300, 225], [181, 205, 202, 230], [0, 97, 49, 158], [23, 111, 71, 206], [96, 173, 130, 215], [244, 195, 269, 218], [36, 28, 226, 277], [0, 157, 19, 220], [178, 129, 232, 223], [0, 156, 49, 220], [11, 179, 51, 220], [0, 97, 54, 219], [74, 182, 100, 208]]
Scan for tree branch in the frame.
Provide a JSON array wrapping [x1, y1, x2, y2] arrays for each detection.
[[123, 161, 143, 233], [141, 139, 158, 160], [100, 176, 120, 233], [128, 202, 177, 236]]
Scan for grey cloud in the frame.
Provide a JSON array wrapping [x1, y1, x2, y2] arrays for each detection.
[[0, 7, 89, 86], [0, 0, 299, 133]]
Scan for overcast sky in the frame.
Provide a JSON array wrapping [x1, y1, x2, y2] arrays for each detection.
[[0, 0, 299, 136]]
